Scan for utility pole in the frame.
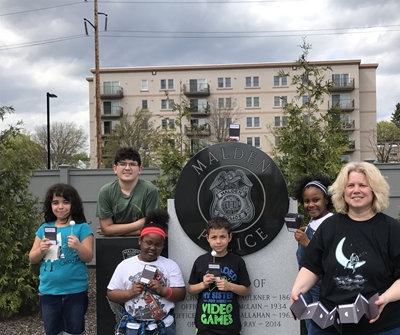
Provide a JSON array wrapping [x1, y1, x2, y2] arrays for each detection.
[[94, 0, 102, 168], [84, 0, 107, 168]]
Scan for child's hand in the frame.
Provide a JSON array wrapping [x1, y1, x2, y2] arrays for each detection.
[[203, 273, 216, 287], [294, 229, 309, 247], [147, 279, 164, 295], [40, 238, 52, 253], [215, 278, 231, 291], [67, 235, 81, 250], [130, 282, 145, 297]]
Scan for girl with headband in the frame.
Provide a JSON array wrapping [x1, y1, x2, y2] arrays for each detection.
[[291, 174, 334, 334], [107, 209, 186, 335]]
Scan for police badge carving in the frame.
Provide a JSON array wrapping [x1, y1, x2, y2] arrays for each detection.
[[175, 142, 288, 256], [210, 170, 255, 229]]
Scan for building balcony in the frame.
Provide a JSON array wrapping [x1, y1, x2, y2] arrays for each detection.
[[328, 99, 355, 112], [100, 86, 124, 99], [331, 78, 355, 92], [102, 106, 123, 118], [183, 83, 210, 96], [102, 127, 116, 137], [342, 119, 355, 131], [184, 124, 211, 137], [346, 140, 356, 152], [188, 105, 210, 115]]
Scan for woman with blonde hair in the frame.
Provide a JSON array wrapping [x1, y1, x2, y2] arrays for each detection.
[[291, 162, 400, 335]]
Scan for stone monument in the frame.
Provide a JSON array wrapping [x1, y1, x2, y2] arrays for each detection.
[[169, 142, 300, 335]]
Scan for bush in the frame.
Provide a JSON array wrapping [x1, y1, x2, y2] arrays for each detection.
[[0, 107, 42, 319]]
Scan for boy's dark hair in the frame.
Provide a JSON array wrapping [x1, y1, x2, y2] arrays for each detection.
[[43, 183, 87, 223], [291, 173, 334, 211], [114, 147, 141, 166], [206, 217, 232, 235], [144, 208, 169, 234]]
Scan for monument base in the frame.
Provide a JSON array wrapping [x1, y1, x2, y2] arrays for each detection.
[[168, 199, 300, 335]]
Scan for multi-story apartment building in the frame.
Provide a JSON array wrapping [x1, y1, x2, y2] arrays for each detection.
[[87, 60, 377, 168]]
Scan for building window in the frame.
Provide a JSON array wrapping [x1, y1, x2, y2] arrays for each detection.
[[219, 118, 231, 127], [332, 74, 350, 87], [161, 118, 175, 129], [275, 137, 281, 147], [218, 98, 232, 108], [161, 79, 174, 90], [103, 101, 120, 115], [274, 96, 287, 107], [332, 93, 351, 108], [246, 117, 260, 127], [254, 97, 259, 107], [103, 120, 119, 135], [247, 136, 260, 147], [253, 76, 259, 87], [141, 80, 148, 90], [246, 97, 252, 108], [103, 81, 120, 94], [217, 77, 231, 88], [274, 116, 288, 127], [274, 75, 288, 86], [161, 99, 174, 110], [246, 76, 259, 87], [246, 97, 260, 108], [302, 95, 308, 105], [104, 121, 112, 135], [190, 99, 208, 113], [142, 100, 148, 109]]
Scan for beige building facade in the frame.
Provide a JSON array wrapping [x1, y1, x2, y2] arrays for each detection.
[[87, 60, 377, 168]]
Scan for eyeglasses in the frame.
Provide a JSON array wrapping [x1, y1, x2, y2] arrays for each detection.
[[117, 162, 139, 168], [143, 240, 164, 250]]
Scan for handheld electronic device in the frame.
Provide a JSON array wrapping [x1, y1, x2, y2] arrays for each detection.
[[228, 124, 240, 141], [140, 264, 157, 284], [44, 227, 57, 245]]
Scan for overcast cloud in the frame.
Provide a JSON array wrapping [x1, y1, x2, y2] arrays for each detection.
[[1, 0, 399, 148]]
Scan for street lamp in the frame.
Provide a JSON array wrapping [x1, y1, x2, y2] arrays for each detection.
[[46, 92, 57, 169]]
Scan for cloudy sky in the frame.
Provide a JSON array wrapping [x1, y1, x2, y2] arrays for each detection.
[[1, 0, 399, 150]]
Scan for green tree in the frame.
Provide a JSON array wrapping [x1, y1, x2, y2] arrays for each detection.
[[32, 122, 88, 169], [369, 121, 400, 163], [268, 39, 349, 193], [70, 152, 90, 168], [103, 108, 157, 168], [390, 103, 400, 128], [0, 107, 41, 319], [152, 93, 194, 208]]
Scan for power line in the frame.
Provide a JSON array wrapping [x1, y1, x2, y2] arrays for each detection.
[[108, 24, 400, 35], [98, 29, 400, 39], [0, 24, 399, 51], [0, 35, 87, 51], [97, 0, 306, 3], [0, 0, 307, 17], [0, 2, 84, 17]]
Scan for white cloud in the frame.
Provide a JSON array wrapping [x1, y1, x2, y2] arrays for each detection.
[[1, 0, 400, 142]]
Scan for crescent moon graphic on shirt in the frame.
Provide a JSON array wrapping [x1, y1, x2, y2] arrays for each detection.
[[335, 237, 366, 269]]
